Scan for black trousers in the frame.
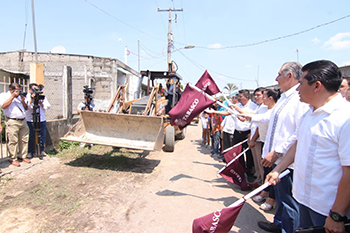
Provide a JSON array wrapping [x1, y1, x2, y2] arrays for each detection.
[[233, 129, 254, 175], [222, 131, 234, 152]]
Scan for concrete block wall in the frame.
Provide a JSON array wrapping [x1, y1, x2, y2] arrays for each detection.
[[0, 51, 141, 118]]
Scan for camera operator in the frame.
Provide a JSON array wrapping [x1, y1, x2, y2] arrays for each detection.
[[77, 86, 95, 148], [25, 83, 51, 158], [77, 86, 95, 114], [77, 95, 95, 113], [0, 83, 30, 167]]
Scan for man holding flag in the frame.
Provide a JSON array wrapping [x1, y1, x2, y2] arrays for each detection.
[[257, 62, 309, 233], [266, 60, 350, 233]]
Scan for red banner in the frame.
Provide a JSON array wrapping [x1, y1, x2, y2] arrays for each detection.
[[195, 70, 221, 95], [192, 202, 244, 233], [223, 144, 242, 164], [169, 84, 215, 130]]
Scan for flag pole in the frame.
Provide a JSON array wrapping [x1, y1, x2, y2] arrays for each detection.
[[188, 83, 238, 116], [227, 169, 291, 208], [217, 147, 250, 174], [221, 139, 248, 154]]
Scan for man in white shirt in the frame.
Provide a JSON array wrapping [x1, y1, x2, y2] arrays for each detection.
[[232, 89, 259, 181], [338, 77, 349, 97], [258, 62, 309, 233], [267, 60, 350, 233], [0, 83, 30, 166], [25, 83, 51, 158], [248, 87, 266, 184]]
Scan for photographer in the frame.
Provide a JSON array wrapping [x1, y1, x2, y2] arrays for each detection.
[[77, 86, 95, 114], [77, 86, 95, 148], [0, 83, 29, 167], [25, 83, 51, 158]]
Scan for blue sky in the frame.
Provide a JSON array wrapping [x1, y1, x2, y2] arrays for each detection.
[[1, 0, 350, 91]]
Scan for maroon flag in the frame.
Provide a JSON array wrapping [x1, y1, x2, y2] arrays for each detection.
[[192, 202, 244, 233], [192, 170, 291, 233], [169, 84, 215, 130], [223, 144, 242, 164], [195, 70, 221, 95], [219, 148, 258, 191]]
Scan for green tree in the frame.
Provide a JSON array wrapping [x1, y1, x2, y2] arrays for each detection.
[[224, 83, 238, 97]]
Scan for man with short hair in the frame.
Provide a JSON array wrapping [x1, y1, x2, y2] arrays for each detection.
[[0, 83, 30, 166], [338, 77, 350, 97], [232, 89, 259, 181], [25, 83, 51, 158], [267, 60, 350, 233], [248, 87, 266, 184], [258, 62, 309, 233], [232, 94, 239, 104]]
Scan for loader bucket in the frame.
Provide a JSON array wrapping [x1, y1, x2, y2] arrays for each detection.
[[61, 111, 164, 151]]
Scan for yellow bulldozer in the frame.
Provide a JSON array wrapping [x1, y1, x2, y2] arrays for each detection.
[[61, 70, 185, 152]]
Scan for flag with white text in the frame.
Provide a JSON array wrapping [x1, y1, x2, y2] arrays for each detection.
[[169, 84, 215, 130], [223, 144, 242, 164], [192, 202, 244, 233], [195, 70, 221, 95], [219, 147, 258, 191]]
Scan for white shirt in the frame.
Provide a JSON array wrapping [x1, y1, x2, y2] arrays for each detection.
[[25, 93, 51, 122], [77, 101, 95, 111], [201, 116, 210, 129], [262, 85, 309, 164], [250, 105, 269, 142], [293, 94, 350, 217], [221, 114, 235, 134], [234, 100, 259, 131], [0, 91, 26, 119]]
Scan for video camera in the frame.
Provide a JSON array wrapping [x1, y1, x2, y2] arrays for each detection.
[[31, 84, 45, 102], [82, 85, 95, 111], [18, 90, 27, 97], [83, 85, 95, 100]]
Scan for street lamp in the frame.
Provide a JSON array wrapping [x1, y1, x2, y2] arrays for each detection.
[[168, 45, 195, 71]]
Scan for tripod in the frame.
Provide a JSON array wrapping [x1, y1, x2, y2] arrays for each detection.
[[32, 97, 43, 159]]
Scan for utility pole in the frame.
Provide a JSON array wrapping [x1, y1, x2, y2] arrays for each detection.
[[296, 48, 299, 62], [138, 40, 140, 72], [31, 0, 38, 63], [255, 65, 260, 87], [158, 7, 183, 72]]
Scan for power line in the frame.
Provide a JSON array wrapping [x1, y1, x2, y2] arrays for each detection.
[[22, 0, 30, 50], [176, 49, 255, 82], [83, 0, 165, 42], [154, 0, 167, 33], [193, 14, 350, 50]]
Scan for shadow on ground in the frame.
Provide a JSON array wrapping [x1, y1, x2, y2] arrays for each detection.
[[65, 148, 160, 174]]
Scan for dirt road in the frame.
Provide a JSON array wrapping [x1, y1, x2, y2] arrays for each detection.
[[0, 123, 274, 233]]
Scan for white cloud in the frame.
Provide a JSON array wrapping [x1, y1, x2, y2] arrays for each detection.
[[208, 43, 222, 49], [342, 61, 350, 66], [324, 32, 350, 50], [311, 37, 321, 44], [246, 64, 253, 68]]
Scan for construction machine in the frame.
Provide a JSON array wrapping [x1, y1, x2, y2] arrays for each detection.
[[61, 70, 185, 152]]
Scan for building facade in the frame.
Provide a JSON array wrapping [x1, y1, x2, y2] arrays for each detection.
[[0, 51, 142, 120]]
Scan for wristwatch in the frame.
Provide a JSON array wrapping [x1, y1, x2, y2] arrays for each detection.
[[329, 210, 347, 222]]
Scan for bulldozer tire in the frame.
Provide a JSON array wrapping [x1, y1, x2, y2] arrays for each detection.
[[164, 126, 175, 152], [175, 128, 186, 140]]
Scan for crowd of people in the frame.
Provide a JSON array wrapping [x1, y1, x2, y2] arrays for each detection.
[[0, 83, 51, 169], [200, 60, 350, 233]]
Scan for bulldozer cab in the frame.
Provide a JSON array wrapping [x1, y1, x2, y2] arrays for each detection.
[[140, 70, 185, 152]]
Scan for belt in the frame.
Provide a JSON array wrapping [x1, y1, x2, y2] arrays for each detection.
[[8, 118, 25, 121], [235, 129, 250, 134]]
